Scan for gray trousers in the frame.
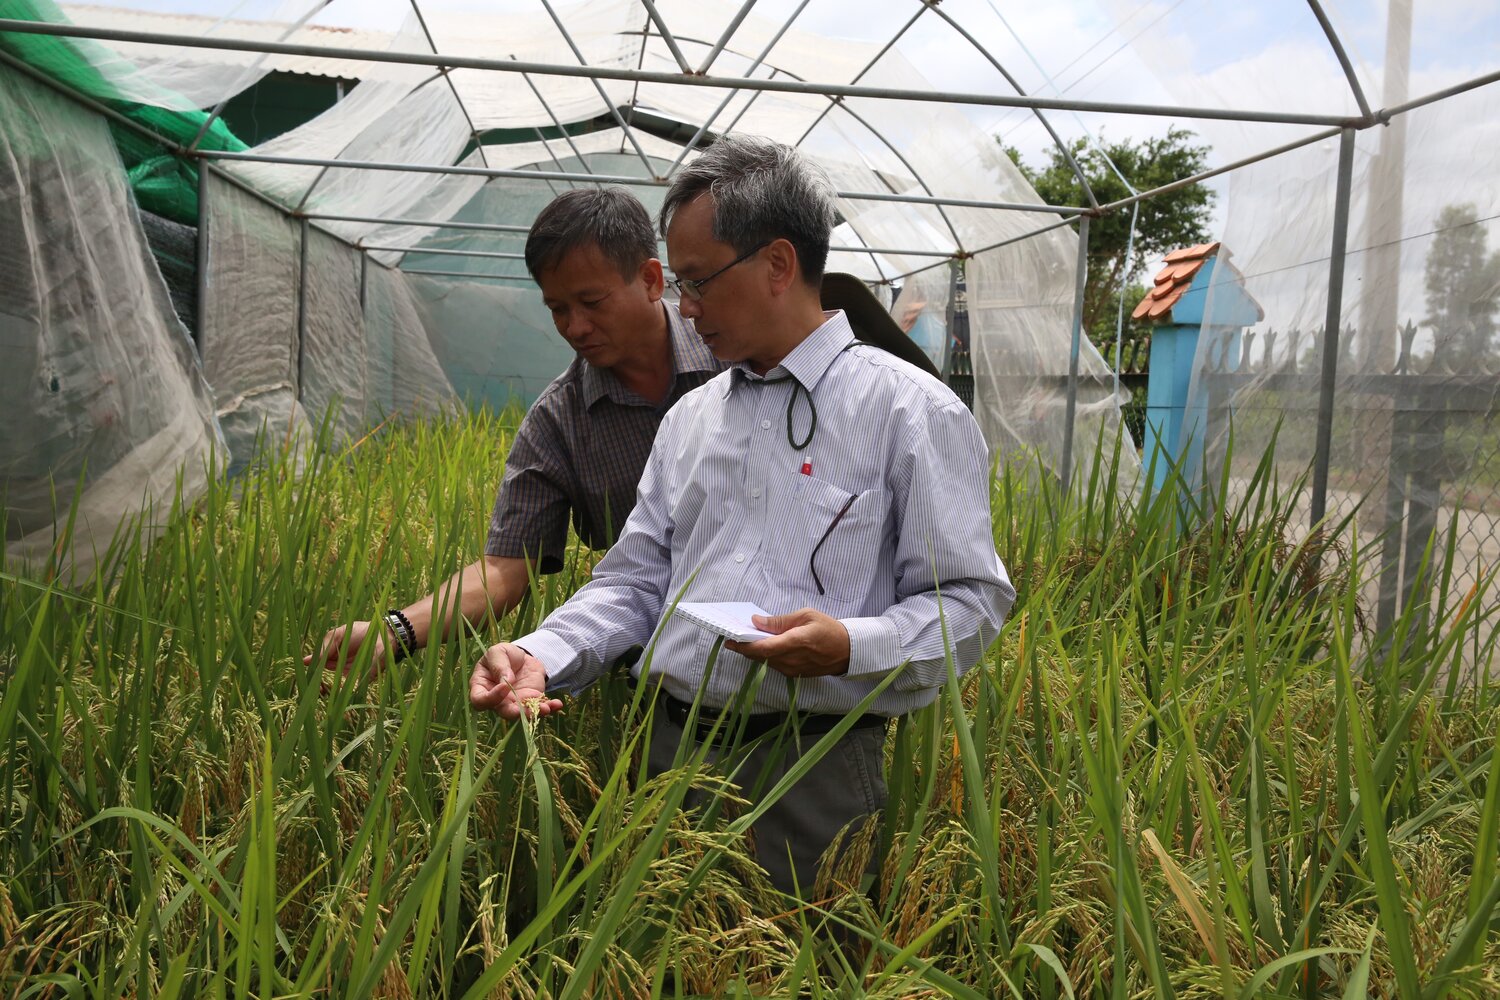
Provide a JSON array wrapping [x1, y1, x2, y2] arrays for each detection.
[[646, 709, 888, 897]]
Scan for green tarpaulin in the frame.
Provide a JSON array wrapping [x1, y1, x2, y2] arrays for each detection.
[[0, 0, 247, 222]]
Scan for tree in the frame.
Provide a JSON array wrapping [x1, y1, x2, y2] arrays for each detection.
[[1005, 127, 1215, 349], [1422, 204, 1500, 372]]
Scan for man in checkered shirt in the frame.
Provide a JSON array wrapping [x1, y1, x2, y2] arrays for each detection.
[[306, 187, 725, 674]]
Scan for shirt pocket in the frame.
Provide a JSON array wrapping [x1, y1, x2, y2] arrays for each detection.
[[762, 468, 890, 609]]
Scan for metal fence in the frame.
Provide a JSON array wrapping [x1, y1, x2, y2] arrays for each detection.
[[1198, 320, 1500, 653]]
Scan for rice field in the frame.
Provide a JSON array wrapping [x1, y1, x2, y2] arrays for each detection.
[[2, 408, 1498, 998]]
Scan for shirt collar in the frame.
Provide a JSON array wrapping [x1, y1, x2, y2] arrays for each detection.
[[580, 301, 718, 409], [732, 310, 857, 394]]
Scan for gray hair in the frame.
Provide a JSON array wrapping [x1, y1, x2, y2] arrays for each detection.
[[525, 187, 658, 280], [659, 134, 837, 286]]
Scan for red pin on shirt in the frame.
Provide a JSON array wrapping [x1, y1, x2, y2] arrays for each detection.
[[800, 461, 812, 476]]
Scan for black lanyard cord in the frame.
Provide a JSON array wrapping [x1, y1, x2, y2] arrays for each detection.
[[756, 341, 856, 452]]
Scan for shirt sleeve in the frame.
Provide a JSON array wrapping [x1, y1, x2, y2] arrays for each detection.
[[842, 398, 1016, 690], [512, 417, 678, 695], [483, 397, 574, 574]]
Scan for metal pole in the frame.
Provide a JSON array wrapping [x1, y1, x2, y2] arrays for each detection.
[[1367, 0, 1413, 631], [406, 0, 494, 171], [351, 232, 948, 260], [943, 258, 959, 379], [512, 56, 597, 179], [1099, 126, 1344, 214], [1378, 67, 1500, 120], [186, 0, 333, 152], [208, 149, 652, 185], [829, 244, 955, 258], [194, 162, 210, 356], [359, 247, 372, 418], [833, 100, 965, 250], [792, 5, 929, 148], [891, 217, 1076, 283], [1305, 0, 1374, 121], [361, 244, 525, 260], [291, 70, 449, 215], [925, 2, 1099, 209], [536, 0, 657, 176], [296, 218, 310, 399], [1309, 127, 1357, 527], [403, 268, 535, 282], [366, 239, 950, 261], [636, 0, 693, 74], [201, 163, 359, 250], [839, 190, 1082, 214], [0, 46, 183, 152], [668, 0, 812, 175], [197, 148, 1092, 214], [834, 234, 891, 285], [696, 0, 759, 75], [0, 19, 1361, 127], [1060, 215, 1090, 496], [305, 213, 530, 233]]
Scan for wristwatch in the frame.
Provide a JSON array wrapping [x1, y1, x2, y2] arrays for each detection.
[[383, 609, 418, 661]]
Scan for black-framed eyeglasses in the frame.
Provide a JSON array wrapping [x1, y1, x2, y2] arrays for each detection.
[[809, 494, 857, 596], [669, 242, 769, 301]]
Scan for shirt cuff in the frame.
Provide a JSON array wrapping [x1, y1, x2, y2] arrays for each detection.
[[842, 615, 903, 678], [513, 629, 581, 693]]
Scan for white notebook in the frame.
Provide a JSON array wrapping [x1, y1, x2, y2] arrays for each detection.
[[672, 602, 777, 642]]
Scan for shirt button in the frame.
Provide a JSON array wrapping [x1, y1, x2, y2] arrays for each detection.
[[734, 553, 745, 564], [760, 419, 772, 430], [751, 487, 761, 498]]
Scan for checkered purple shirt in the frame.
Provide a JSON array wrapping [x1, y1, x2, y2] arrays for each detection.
[[485, 303, 724, 571]]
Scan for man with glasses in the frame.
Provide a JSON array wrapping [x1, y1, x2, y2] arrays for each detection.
[[307, 186, 725, 676], [471, 135, 1014, 898]]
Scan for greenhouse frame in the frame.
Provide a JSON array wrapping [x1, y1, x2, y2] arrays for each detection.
[[3, 0, 1499, 640]]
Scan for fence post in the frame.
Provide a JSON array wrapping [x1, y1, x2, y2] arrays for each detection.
[[1060, 214, 1090, 495], [1310, 127, 1356, 527]]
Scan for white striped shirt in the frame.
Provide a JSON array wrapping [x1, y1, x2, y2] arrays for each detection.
[[517, 310, 1015, 716]]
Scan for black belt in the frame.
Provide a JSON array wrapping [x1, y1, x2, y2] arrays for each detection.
[[660, 693, 887, 746]]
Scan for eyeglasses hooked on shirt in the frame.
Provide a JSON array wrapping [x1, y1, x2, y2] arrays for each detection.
[[669, 241, 770, 301]]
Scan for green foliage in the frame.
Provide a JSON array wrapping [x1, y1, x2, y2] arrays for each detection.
[[1422, 204, 1500, 372], [1006, 128, 1215, 349], [2, 410, 1498, 997]]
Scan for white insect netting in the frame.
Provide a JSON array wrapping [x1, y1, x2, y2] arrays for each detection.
[[0, 65, 221, 578]]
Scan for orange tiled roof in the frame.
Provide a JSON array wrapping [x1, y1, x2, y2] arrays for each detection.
[[1132, 242, 1221, 322]]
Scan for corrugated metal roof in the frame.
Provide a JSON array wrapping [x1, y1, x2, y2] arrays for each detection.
[[60, 4, 395, 78]]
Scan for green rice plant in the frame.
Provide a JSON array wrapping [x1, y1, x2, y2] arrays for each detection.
[[2, 407, 1498, 998]]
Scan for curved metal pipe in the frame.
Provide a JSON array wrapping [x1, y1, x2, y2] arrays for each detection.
[[667, 0, 813, 175], [537, 0, 656, 175], [187, 0, 334, 154], [792, 5, 927, 148], [832, 98, 966, 253], [292, 68, 450, 214], [697, 0, 760, 76], [1305, 0, 1373, 121], [925, 2, 1099, 210], [638, 0, 693, 75]]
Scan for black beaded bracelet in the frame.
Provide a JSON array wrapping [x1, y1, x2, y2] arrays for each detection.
[[384, 609, 418, 661]]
